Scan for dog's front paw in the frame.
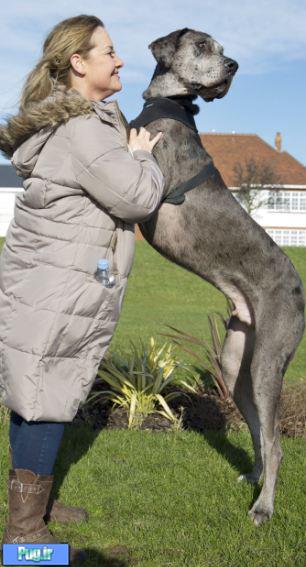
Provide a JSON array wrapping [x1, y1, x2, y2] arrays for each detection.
[[248, 504, 273, 526]]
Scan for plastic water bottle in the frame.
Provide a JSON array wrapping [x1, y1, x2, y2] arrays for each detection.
[[94, 259, 116, 288]]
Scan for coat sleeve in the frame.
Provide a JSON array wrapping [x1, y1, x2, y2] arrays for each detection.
[[70, 114, 165, 223]]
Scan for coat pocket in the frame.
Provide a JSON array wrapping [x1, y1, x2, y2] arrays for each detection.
[[84, 272, 126, 322], [77, 274, 127, 361]]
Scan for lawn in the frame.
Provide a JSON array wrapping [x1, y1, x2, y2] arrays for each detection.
[[0, 419, 305, 566], [0, 238, 305, 566]]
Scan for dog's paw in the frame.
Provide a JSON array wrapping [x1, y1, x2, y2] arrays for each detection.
[[248, 504, 273, 526], [237, 471, 262, 485]]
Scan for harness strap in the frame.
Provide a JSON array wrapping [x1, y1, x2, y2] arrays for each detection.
[[162, 161, 215, 204], [130, 97, 198, 132], [130, 97, 215, 205]]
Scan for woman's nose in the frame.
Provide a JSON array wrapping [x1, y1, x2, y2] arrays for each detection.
[[116, 56, 124, 68]]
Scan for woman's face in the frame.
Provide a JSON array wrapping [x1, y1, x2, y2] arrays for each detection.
[[69, 26, 124, 101]]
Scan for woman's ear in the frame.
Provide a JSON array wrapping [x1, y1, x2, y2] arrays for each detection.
[[70, 53, 85, 75]]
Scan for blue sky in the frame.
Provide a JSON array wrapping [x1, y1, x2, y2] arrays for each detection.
[[1, 0, 305, 166]]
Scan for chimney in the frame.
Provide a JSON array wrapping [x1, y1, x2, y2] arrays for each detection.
[[275, 132, 282, 152]]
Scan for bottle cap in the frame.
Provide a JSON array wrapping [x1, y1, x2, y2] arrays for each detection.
[[98, 259, 109, 270]]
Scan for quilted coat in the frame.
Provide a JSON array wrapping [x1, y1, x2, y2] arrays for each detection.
[[0, 84, 165, 421]]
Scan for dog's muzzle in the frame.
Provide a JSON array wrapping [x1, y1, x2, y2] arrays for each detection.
[[195, 58, 239, 100]]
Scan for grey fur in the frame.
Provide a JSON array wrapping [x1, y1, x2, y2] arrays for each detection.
[[135, 28, 305, 525]]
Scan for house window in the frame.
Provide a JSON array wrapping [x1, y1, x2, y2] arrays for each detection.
[[267, 190, 306, 212], [266, 229, 306, 247]]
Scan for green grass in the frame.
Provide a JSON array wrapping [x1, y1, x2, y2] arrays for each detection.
[[0, 420, 305, 566], [0, 239, 305, 566]]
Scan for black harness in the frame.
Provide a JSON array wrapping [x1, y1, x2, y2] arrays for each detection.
[[129, 97, 215, 205]]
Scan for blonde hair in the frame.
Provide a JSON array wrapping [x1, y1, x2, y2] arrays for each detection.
[[19, 14, 104, 111]]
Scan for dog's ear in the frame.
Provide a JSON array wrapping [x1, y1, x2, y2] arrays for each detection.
[[148, 28, 190, 67]]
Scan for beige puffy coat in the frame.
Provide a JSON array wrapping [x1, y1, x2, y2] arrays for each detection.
[[0, 85, 165, 421]]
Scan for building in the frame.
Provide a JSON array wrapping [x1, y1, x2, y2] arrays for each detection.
[[199, 132, 306, 247], [1, 131, 306, 245], [0, 165, 23, 237]]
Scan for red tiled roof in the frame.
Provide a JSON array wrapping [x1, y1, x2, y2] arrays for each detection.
[[200, 133, 306, 186]]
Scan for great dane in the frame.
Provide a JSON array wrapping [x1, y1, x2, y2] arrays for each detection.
[[129, 28, 305, 525]]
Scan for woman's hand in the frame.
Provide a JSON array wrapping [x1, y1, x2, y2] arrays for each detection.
[[128, 127, 163, 154]]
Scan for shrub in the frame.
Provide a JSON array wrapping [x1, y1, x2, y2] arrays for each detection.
[[85, 337, 200, 429]]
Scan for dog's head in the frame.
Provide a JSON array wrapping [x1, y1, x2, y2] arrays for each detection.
[[149, 28, 238, 102]]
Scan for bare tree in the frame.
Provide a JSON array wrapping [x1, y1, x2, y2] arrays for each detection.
[[232, 158, 281, 215]]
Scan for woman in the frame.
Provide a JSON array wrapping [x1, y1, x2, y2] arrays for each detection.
[[0, 14, 164, 562]]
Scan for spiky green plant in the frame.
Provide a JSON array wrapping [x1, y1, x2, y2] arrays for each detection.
[[86, 337, 200, 429]]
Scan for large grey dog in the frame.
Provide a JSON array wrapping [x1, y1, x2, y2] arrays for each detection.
[[130, 28, 305, 525]]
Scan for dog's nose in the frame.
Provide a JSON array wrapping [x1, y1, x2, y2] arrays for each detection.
[[224, 58, 239, 73]]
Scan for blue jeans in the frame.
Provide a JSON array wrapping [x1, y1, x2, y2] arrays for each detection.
[[9, 410, 65, 475]]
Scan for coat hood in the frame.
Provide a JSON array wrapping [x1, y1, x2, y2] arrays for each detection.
[[0, 83, 121, 177]]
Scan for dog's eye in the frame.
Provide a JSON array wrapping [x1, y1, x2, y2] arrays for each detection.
[[196, 41, 207, 48]]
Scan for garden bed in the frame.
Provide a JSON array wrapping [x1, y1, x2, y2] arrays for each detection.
[[75, 379, 306, 438]]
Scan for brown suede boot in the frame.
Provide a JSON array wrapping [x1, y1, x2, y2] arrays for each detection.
[[9, 446, 89, 524], [2, 468, 86, 565]]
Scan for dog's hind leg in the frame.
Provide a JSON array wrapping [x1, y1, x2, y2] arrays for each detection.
[[220, 315, 263, 484], [247, 349, 285, 526], [247, 286, 304, 526]]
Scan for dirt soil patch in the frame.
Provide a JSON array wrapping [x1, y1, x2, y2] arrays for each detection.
[[75, 380, 306, 438]]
